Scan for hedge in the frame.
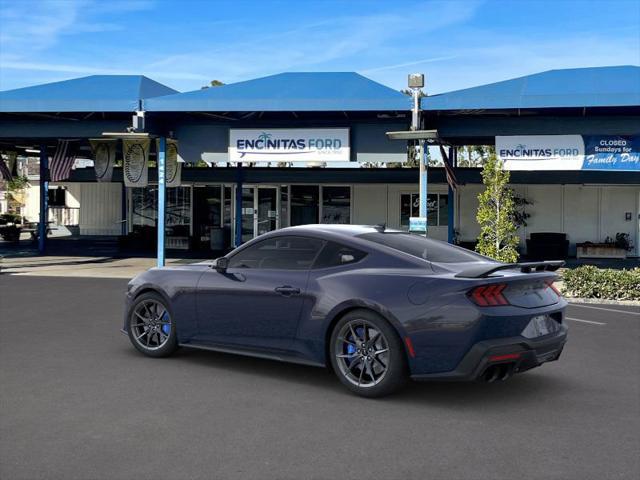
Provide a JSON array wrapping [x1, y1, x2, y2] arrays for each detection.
[[562, 266, 640, 301]]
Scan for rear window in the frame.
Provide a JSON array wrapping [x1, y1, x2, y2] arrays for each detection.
[[358, 232, 489, 264], [313, 241, 367, 269]]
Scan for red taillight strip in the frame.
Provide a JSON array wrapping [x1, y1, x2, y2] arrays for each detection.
[[471, 286, 489, 306], [488, 352, 522, 362], [469, 283, 509, 306]]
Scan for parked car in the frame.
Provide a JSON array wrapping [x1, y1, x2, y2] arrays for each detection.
[[123, 224, 568, 397]]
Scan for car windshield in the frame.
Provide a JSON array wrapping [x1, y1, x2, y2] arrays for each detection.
[[358, 232, 491, 264]]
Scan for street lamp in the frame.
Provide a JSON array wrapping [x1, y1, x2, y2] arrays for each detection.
[[409, 74, 427, 235]]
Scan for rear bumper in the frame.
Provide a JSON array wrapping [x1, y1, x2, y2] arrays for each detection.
[[411, 324, 567, 382]]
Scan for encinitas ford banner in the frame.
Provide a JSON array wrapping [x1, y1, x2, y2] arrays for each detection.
[[497, 135, 640, 171], [497, 135, 584, 170], [229, 128, 350, 163]]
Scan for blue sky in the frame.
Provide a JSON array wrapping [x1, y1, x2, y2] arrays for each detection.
[[0, 0, 638, 94]]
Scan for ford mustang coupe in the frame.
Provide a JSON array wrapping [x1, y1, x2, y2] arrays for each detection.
[[124, 224, 567, 397]]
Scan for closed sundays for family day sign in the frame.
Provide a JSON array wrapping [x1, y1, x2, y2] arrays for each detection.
[[497, 135, 640, 171], [229, 128, 350, 162]]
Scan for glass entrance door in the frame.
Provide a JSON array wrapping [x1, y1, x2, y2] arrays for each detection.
[[241, 187, 255, 243], [257, 187, 278, 236], [236, 186, 280, 242]]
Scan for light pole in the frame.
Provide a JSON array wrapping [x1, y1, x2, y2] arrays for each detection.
[[408, 73, 427, 234]]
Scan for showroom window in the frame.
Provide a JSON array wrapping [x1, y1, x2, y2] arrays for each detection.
[[48, 187, 67, 207], [400, 193, 448, 229], [290, 185, 319, 226], [130, 186, 192, 249], [321, 186, 351, 224]]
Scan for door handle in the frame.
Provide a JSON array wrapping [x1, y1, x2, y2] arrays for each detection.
[[275, 285, 301, 296]]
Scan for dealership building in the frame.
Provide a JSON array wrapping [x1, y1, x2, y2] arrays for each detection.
[[1, 65, 639, 259]]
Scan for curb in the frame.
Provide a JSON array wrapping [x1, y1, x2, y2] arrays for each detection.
[[565, 297, 640, 307]]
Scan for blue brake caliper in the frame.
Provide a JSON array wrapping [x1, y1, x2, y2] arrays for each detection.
[[161, 312, 170, 335], [345, 328, 363, 365]]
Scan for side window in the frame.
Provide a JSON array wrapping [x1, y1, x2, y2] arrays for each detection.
[[228, 236, 324, 270], [313, 241, 367, 269]]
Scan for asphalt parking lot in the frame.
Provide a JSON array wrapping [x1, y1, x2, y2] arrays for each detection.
[[1, 275, 638, 480]]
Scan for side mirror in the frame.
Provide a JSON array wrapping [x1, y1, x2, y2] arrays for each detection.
[[214, 257, 229, 273]]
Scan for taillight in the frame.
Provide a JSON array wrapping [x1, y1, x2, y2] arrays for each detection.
[[545, 279, 561, 296], [468, 284, 509, 306]]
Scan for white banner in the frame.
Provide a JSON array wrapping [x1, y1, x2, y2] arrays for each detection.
[[123, 138, 150, 187], [156, 138, 181, 187], [497, 135, 585, 170], [90, 139, 116, 182], [229, 128, 350, 163]]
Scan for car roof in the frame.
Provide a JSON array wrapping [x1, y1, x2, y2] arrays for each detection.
[[278, 224, 399, 237]]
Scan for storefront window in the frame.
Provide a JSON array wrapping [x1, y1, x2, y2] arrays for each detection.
[[131, 187, 157, 228], [438, 194, 449, 227], [131, 186, 191, 249], [193, 186, 221, 250], [427, 194, 438, 226], [223, 186, 232, 229], [400, 192, 448, 229], [322, 186, 350, 224], [290, 185, 319, 226], [400, 193, 419, 230], [280, 186, 289, 228], [166, 187, 191, 228]]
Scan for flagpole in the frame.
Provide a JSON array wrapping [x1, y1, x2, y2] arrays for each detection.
[[38, 144, 48, 254]]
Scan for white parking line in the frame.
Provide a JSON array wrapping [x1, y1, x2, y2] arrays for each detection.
[[566, 317, 607, 326], [569, 304, 640, 317]]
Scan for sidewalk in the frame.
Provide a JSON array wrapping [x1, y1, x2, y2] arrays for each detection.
[[0, 255, 206, 279]]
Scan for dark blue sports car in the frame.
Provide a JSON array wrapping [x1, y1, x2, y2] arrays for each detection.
[[124, 224, 567, 397]]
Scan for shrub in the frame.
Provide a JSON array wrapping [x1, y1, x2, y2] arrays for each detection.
[[562, 266, 640, 301]]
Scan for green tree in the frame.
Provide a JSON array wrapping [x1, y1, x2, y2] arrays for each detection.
[[456, 145, 495, 167], [475, 153, 519, 263], [201, 79, 225, 89]]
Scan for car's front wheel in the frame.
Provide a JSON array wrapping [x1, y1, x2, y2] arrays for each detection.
[[127, 292, 178, 358], [329, 309, 408, 397]]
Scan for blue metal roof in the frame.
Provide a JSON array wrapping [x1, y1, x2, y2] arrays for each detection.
[[145, 72, 411, 112], [422, 66, 640, 111], [0, 75, 178, 113]]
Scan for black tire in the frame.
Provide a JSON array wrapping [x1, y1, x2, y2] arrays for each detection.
[[329, 309, 408, 398], [127, 291, 178, 358]]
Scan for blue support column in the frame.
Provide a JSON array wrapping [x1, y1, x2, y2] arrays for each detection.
[[419, 140, 428, 236], [157, 137, 166, 267], [234, 163, 243, 247], [38, 145, 48, 254], [447, 146, 456, 244]]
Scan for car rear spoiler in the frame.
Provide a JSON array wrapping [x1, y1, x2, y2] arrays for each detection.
[[455, 260, 565, 278]]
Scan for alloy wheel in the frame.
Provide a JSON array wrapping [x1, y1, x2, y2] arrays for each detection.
[[334, 319, 390, 388], [130, 299, 172, 351]]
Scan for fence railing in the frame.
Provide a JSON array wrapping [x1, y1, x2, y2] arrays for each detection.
[[49, 207, 79, 226]]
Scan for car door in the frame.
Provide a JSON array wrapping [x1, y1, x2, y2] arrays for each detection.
[[195, 235, 324, 352]]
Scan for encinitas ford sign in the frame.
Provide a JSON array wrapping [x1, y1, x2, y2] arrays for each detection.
[[229, 128, 350, 162], [497, 135, 585, 170], [497, 135, 640, 171]]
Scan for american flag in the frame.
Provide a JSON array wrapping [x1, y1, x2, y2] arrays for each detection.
[[49, 140, 78, 182], [439, 145, 458, 190], [0, 157, 12, 181]]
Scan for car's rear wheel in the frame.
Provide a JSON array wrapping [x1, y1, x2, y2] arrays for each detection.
[[127, 292, 178, 358], [330, 309, 408, 397]]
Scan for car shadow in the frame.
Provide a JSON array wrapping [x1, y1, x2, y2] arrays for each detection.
[[150, 346, 574, 405]]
